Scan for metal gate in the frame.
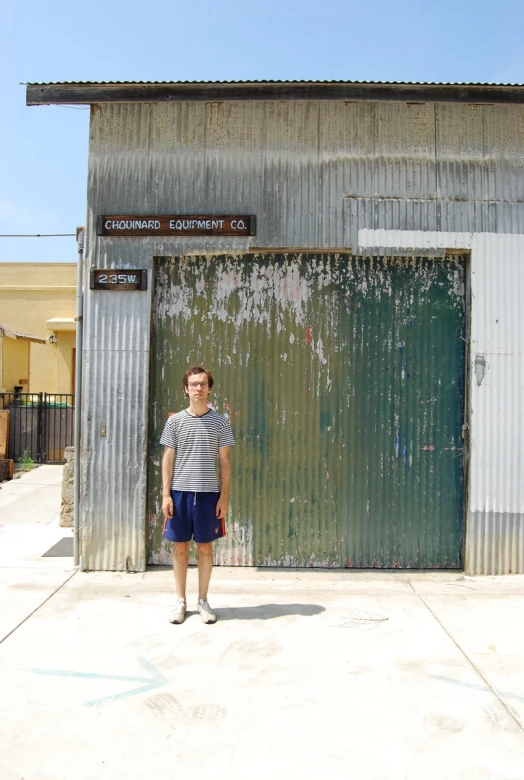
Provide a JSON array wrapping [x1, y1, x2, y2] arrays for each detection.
[[0, 392, 75, 464], [148, 254, 466, 568]]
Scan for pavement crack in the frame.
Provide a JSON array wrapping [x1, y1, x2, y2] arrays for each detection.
[[408, 581, 524, 733], [0, 570, 78, 645]]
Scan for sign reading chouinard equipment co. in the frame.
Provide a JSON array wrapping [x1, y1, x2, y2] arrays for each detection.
[[97, 215, 257, 237]]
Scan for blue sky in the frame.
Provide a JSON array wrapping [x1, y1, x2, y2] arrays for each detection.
[[2, 0, 524, 263]]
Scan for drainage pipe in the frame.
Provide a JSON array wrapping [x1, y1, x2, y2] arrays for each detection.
[[73, 227, 84, 568]]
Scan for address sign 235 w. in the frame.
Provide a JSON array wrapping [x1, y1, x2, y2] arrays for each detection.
[[90, 269, 148, 291]]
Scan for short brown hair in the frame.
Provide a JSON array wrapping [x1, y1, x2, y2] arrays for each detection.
[[183, 365, 214, 390]]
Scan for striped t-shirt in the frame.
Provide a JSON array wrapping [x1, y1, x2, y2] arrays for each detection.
[[160, 409, 235, 492]]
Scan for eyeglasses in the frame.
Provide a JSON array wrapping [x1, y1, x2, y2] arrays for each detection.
[[188, 382, 209, 389]]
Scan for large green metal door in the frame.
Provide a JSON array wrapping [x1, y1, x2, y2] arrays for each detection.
[[148, 254, 466, 568]]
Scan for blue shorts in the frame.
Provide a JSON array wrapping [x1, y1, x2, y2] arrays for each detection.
[[162, 490, 225, 544]]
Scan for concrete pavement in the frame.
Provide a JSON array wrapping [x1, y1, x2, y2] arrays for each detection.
[[1, 467, 524, 779], [0, 465, 75, 644]]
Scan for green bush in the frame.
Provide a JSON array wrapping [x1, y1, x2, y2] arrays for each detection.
[[17, 449, 35, 471]]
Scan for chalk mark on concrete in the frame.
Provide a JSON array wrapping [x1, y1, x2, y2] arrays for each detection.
[[31, 656, 168, 707], [429, 674, 524, 705]]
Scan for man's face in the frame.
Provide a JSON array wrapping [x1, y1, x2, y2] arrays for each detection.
[[185, 372, 211, 402]]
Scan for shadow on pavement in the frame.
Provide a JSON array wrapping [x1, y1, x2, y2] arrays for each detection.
[[212, 603, 325, 621]]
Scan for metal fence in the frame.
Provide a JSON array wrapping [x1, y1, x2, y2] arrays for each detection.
[[0, 392, 75, 464]]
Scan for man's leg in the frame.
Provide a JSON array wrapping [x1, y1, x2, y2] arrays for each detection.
[[172, 541, 190, 600], [196, 542, 213, 601]]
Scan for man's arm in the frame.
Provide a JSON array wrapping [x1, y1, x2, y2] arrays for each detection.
[[216, 446, 231, 518], [162, 446, 176, 517]]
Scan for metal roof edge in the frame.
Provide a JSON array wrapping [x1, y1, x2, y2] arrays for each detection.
[[26, 80, 524, 106]]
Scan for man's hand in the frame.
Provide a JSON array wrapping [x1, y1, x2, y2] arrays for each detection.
[[162, 495, 173, 518], [216, 494, 228, 519]]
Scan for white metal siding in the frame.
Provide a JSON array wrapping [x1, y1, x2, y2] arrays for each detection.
[[467, 234, 524, 574]]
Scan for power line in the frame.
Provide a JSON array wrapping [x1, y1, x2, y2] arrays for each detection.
[[0, 233, 76, 237]]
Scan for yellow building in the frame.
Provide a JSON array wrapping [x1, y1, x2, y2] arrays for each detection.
[[0, 322, 47, 393], [0, 263, 77, 393]]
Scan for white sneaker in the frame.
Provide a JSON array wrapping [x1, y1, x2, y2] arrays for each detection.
[[169, 598, 187, 624], [198, 599, 217, 624]]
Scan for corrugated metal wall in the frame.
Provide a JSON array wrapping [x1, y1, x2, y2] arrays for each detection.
[[86, 101, 524, 255], [82, 99, 524, 572], [80, 279, 151, 571]]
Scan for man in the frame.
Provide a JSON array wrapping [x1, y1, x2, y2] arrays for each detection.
[[161, 365, 235, 624]]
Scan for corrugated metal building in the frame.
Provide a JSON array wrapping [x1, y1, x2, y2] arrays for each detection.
[[27, 81, 524, 574]]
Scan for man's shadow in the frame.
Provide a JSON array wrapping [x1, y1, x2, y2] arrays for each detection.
[[210, 603, 325, 621]]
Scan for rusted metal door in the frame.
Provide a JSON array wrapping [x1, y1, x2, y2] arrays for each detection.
[[148, 254, 466, 568]]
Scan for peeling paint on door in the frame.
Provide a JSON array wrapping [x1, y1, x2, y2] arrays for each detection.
[[147, 254, 466, 568]]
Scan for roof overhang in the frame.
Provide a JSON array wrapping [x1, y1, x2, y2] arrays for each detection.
[[46, 318, 76, 332], [26, 80, 524, 106], [0, 323, 46, 343]]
